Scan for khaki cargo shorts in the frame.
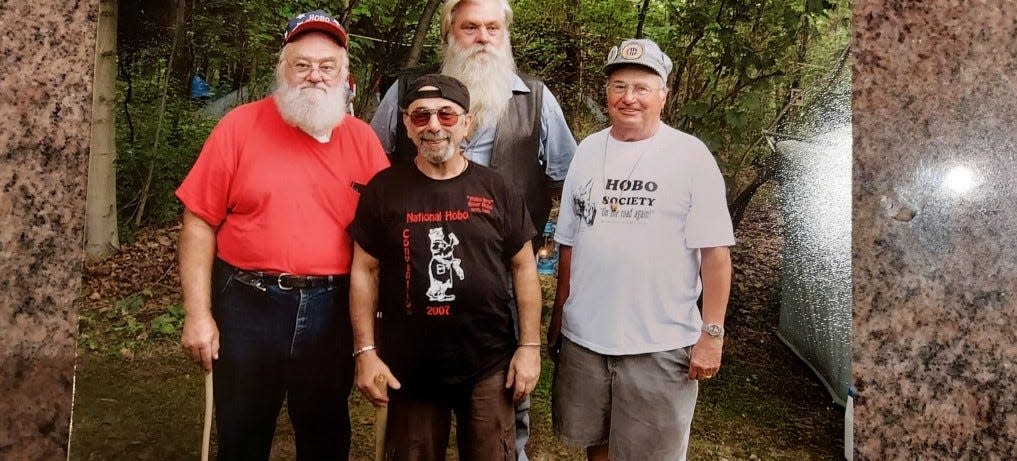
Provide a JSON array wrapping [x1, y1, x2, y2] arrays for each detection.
[[552, 337, 699, 461]]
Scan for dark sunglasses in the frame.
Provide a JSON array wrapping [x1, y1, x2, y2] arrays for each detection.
[[406, 108, 463, 127]]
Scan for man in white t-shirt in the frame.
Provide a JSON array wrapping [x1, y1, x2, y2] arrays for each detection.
[[547, 38, 735, 461]]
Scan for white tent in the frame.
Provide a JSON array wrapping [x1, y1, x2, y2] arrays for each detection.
[[775, 124, 852, 406]]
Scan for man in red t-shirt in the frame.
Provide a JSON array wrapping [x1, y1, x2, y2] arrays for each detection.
[[176, 10, 388, 460]]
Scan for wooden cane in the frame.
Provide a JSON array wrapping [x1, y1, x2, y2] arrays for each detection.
[[373, 374, 388, 461], [201, 371, 213, 461]]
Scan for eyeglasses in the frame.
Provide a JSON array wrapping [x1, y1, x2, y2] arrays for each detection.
[[606, 82, 664, 97], [405, 108, 464, 127], [289, 59, 342, 79]]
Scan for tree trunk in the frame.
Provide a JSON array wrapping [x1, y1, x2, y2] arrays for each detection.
[[85, 0, 120, 260], [403, 0, 442, 68], [168, 0, 193, 96], [134, 0, 184, 228], [728, 155, 778, 230], [635, 0, 651, 38]]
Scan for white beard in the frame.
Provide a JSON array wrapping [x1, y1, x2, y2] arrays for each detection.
[[273, 76, 346, 138], [441, 37, 517, 130]]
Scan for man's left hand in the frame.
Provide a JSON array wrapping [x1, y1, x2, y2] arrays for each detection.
[[505, 346, 541, 401], [688, 335, 723, 380]]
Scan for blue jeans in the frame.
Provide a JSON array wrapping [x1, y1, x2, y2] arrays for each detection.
[[211, 259, 354, 461]]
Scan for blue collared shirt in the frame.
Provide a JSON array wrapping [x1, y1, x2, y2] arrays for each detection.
[[370, 74, 576, 182]]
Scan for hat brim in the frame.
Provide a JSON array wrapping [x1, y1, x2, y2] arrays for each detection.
[[603, 62, 668, 83]]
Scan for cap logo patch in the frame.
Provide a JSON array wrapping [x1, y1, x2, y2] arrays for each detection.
[[301, 13, 337, 25], [620, 44, 644, 60]]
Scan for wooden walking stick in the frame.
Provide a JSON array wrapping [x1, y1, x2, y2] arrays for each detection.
[[201, 371, 213, 461], [373, 374, 388, 461]]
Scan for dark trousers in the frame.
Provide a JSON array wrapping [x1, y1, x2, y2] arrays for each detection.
[[211, 259, 354, 461], [385, 370, 516, 461]]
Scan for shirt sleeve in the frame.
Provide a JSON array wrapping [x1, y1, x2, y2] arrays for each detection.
[[539, 86, 577, 183], [348, 175, 386, 258], [553, 150, 582, 246], [685, 150, 736, 249], [500, 182, 538, 258], [175, 115, 239, 227], [357, 120, 392, 181], [369, 84, 401, 155]]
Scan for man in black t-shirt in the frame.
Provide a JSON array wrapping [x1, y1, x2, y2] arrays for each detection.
[[348, 74, 542, 461]]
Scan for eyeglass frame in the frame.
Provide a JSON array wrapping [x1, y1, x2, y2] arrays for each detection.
[[287, 58, 344, 80], [403, 107, 466, 127], [605, 82, 666, 97]]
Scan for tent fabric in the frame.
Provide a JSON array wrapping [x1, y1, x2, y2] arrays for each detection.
[[776, 126, 852, 406]]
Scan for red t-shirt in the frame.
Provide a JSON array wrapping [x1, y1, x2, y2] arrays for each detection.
[[176, 97, 389, 275]]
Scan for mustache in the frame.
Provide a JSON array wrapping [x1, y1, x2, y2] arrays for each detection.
[[299, 82, 330, 91], [466, 43, 498, 57], [420, 132, 450, 141]]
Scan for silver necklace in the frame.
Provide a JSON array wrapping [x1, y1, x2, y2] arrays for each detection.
[[602, 134, 648, 212]]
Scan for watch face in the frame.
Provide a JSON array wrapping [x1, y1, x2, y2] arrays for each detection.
[[705, 324, 723, 336]]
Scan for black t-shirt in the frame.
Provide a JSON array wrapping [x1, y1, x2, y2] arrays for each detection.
[[349, 160, 536, 393]]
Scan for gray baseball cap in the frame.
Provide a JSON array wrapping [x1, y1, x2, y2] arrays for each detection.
[[603, 38, 673, 83]]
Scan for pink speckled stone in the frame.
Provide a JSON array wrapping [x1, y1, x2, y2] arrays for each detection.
[[0, 0, 97, 458], [854, 1, 1017, 459]]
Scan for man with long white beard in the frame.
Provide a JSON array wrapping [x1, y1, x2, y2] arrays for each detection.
[[176, 10, 389, 460], [370, 2, 576, 458]]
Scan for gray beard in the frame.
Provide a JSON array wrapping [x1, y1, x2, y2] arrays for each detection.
[[422, 143, 456, 165], [441, 38, 517, 130], [419, 133, 457, 164], [273, 79, 346, 138]]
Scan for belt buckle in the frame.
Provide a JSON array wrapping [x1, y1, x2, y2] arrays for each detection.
[[277, 273, 295, 290]]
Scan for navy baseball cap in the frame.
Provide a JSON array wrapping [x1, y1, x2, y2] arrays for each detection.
[[283, 10, 348, 48]]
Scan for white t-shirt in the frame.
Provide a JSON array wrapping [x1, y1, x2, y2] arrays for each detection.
[[554, 123, 736, 355]]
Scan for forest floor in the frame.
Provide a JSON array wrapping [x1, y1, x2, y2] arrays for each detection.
[[68, 193, 843, 460]]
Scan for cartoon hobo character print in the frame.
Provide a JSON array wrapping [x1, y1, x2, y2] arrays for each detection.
[[573, 179, 597, 226], [426, 227, 464, 302]]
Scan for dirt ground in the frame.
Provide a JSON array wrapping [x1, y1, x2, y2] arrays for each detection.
[[68, 196, 843, 460]]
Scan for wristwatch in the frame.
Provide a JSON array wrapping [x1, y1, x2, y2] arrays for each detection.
[[702, 323, 724, 338]]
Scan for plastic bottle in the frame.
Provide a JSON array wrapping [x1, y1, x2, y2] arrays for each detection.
[[536, 221, 559, 275]]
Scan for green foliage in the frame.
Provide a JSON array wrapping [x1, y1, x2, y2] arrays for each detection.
[[509, 0, 849, 225], [115, 88, 218, 233], [78, 290, 181, 355], [111, 0, 850, 232], [150, 304, 186, 337]]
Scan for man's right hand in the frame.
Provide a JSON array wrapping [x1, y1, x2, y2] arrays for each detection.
[[354, 351, 401, 407], [181, 312, 219, 372]]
